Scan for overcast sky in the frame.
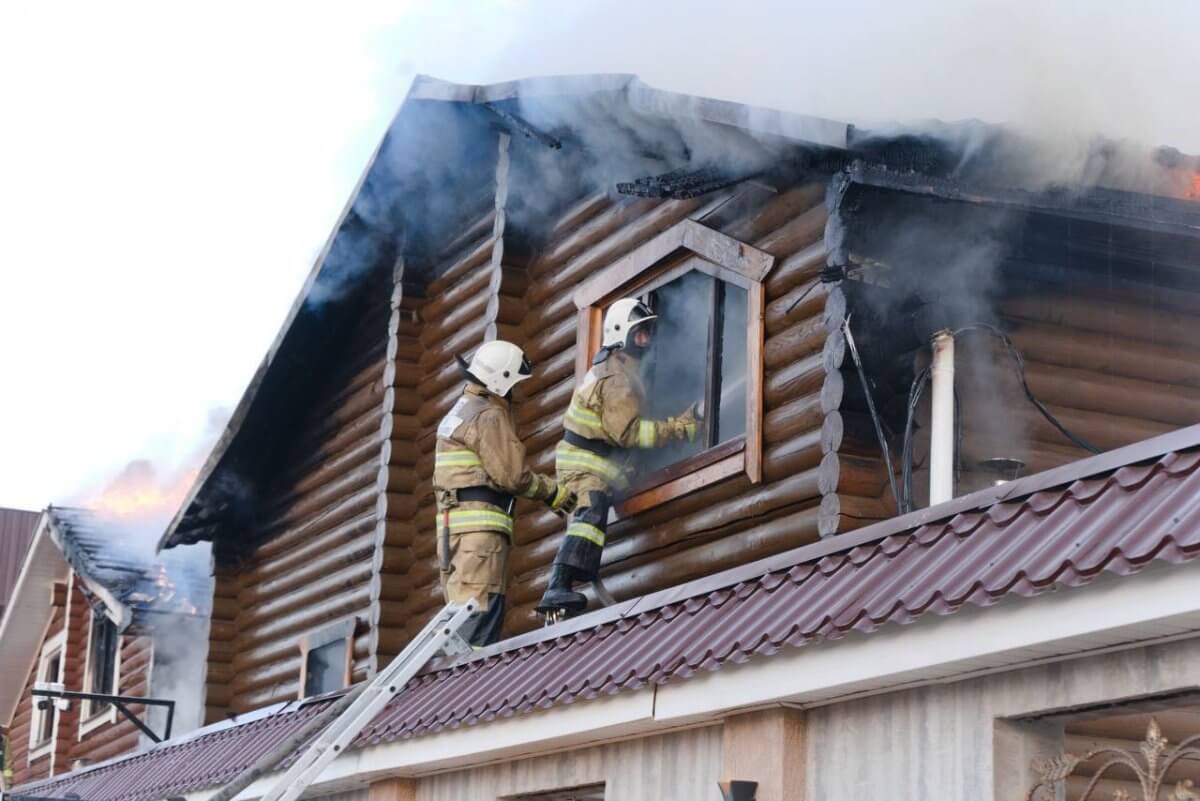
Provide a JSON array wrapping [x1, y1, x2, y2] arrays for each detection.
[[2, 0, 1199, 512]]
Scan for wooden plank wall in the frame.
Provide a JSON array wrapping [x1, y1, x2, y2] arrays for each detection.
[[214, 267, 393, 714]]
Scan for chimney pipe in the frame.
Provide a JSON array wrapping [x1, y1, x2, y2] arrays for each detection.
[[929, 330, 955, 505]]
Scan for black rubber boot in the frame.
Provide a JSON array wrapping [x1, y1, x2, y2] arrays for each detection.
[[535, 564, 587, 616]]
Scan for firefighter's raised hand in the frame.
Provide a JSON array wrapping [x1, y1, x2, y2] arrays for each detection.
[[547, 484, 578, 516], [674, 402, 703, 442]]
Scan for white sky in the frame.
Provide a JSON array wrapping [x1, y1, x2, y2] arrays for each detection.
[[2, 0, 1199, 511]]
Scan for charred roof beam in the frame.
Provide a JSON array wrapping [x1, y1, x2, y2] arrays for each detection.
[[482, 102, 561, 149]]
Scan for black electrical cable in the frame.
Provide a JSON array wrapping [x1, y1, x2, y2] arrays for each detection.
[[842, 317, 901, 510], [900, 367, 930, 514], [952, 323, 1101, 455]]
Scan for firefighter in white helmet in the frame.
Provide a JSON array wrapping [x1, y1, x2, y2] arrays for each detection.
[[434, 340, 577, 646], [536, 298, 702, 617]]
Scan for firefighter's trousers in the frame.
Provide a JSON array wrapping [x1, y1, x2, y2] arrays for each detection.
[[438, 529, 509, 647], [550, 471, 612, 582]]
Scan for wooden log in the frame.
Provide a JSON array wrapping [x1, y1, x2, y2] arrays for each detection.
[[427, 234, 493, 297], [764, 315, 829, 370], [764, 333, 842, 409], [763, 392, 825, 443], [417, 315, 489, 373], [818, 493, 891, 537], [240, 534, 376, 604], [434, 211, 495, 273], [418, 359, 467, 402], [514, 347, 576, 401], [523, 312, 577, 364], [527, 199, 651, 291], [255, 483, 377, 555], [1003, 294, 1200, 350], [262, 460, 378, 530], [515, 375, 573, 426], [764, 240, 828, 301], [420, 283, 490, 347], [765, 275, 834, 334], [1017, 358, 1200, 428], [1007, 318, 1200, 389], [283, 437, 381, 500], [528, 196, 708, 308], [817, 452, 890, 498], [754, 202, 828, 260], [238, 563, 372, 635], [729, 184, 825, 245], [761, 428, 825, 483], [380, 438, 420, 469]]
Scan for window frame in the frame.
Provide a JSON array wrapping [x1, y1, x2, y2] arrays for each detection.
[[79, 606, 121, 736], [297, 618, 355, 699], [29, 629, 67, 761], [572, 219, 772, 515]]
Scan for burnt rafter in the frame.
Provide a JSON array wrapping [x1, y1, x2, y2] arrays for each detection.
[[845, 161, 1200, 240], [482, 102, 562, 149], [616, 166, 758, 199]]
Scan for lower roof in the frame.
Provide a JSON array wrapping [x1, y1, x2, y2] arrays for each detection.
[[20, 425, 1200, 801]]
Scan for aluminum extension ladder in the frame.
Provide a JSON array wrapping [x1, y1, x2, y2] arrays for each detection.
[[257, 600, 478, 801]]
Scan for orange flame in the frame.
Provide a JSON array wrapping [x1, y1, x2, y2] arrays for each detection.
[[1192, 173, 1200, 199], [83, 459, 198, 526]]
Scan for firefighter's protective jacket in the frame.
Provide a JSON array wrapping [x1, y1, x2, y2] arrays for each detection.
[[557, 348, 695, 489], [434, 384, 557, 534]]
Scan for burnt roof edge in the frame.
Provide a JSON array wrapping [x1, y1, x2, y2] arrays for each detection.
[[451, 423, 1200, 667]]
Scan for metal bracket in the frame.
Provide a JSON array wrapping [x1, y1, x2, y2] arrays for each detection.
[[31, 687, 174, 743]]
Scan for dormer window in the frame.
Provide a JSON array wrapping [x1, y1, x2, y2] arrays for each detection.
[[573, 219, 771, 514]]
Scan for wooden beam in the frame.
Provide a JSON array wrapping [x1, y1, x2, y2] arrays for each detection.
[[722, 707, 806, 801]]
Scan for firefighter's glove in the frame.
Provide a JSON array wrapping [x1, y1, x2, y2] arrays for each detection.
[[547, 484, 578, 516], [675, 402, 703, 442]]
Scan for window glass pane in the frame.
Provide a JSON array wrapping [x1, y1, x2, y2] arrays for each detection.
[[304, 639, 348, 697], [638, 270, 714, 473], [714, 282, 748, 443], [89, 613, 118, 713], [38, 651, 61, 742]]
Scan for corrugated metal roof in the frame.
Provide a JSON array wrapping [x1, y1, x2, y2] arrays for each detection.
[[0, 506, 39, 615], [20, 428, 1200, 801]]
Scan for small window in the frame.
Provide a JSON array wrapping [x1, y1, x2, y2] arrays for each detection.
[[83, 609, 119, 720], [30, 631, 66, 756], [304, 640, 349, 696], [508, 784, 606, 801], [572, 219, 772, 515], [298, 618, 355, 698]]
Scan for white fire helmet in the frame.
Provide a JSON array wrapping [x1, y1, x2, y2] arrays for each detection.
[[458, 340, 533, 397], [602, 298, 658, 349]]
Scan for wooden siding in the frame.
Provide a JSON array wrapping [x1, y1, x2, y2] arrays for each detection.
[[416, 724, 723, 801], [7, 601, 65, 785], [8, 576, 154, 784], [212, 266, 393, 715]]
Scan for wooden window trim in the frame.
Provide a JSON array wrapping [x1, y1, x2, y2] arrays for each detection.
[[29, 629, 67, 761], [572, 220, 772, 513], [297, 618, 356, 700], [79, 606, 120, 737]]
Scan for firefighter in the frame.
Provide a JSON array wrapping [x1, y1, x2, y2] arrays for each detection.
[[434, 340, 577, 647], [536, 298, 701, 617]]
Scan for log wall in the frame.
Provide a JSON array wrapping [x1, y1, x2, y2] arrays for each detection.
[[213, 266, 393, 714], [828, 265, 1200, 518], [371, 177, 842, 641]]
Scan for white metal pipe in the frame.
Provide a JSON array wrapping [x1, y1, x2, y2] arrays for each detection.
[[929, 330, 956, 505]]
